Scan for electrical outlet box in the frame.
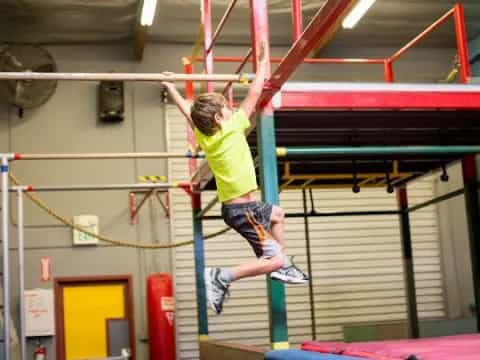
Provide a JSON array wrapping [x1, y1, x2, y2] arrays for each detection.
[[73, 215, 99, 245]]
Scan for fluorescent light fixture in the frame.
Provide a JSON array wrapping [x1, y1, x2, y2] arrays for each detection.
[[342, 0, 376, 29], [140, 0, 158, 26]]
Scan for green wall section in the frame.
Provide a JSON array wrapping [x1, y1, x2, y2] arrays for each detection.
[[470, 34, 480, 76]]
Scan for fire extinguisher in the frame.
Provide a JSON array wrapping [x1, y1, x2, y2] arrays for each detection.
[[33, 341, 46, 360]]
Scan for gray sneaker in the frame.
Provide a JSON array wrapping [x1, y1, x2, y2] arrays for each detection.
[[270, 257, 309, 284], [204, 267, 230, 315]]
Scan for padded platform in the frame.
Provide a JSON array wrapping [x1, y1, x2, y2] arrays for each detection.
[[265, 350, 364, 360]]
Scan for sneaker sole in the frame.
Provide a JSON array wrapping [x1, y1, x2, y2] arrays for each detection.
[[204, 269, 219, 314], [270, 273, 309, 285]]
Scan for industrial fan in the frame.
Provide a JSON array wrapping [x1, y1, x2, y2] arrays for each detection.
[[0, 45, 57, 109]]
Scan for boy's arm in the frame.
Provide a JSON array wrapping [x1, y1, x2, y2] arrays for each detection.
[[162, 81, 194, 129], [239, 44, 268, 118]]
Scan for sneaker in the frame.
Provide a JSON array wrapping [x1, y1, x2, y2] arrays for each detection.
[[204, 267, 230, 315], [270, 257, 309, 284]]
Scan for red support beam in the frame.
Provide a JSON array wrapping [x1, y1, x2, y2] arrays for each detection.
[[259, 0, 358, 108], [453, 3, 471, 84], [249, 0, 273, 114], [384, 60, 394, 83]]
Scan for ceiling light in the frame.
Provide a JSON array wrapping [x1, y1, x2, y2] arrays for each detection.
[[342, 0, 376, 29], [140, 0, 158, 26]]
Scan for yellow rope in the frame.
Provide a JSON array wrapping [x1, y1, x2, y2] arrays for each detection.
[[8, 172, 230, 249]]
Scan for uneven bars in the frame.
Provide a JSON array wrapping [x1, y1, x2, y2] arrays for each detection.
[[0, 72, 254, 82]]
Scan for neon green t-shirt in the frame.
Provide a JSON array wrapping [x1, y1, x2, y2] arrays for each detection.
[[194, 108, 257, 202]]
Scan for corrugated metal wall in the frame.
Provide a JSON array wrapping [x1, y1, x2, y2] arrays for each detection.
[[166, 106, 445, 360]]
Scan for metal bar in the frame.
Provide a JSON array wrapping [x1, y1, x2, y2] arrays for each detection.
[[192, 195, 209, 340], [195, 56, 385, 64], [250, 0, 289, 350], [277, 146, 480, 157], [2, 156, 11, 360], [0, 72, 253, 82], [203, 210, 400, 220], [9, 183, 183, 192], [17, 189, 26, 360], [302, 189, 316, 340], [291, 0, 303, 42], [14, 152, 204, 160], [222, 48, 254, 96], [408, 188, 465, 213], [453, 3, 471, 84], [202, 0, 214, 92], [397, 186, 420, 339], [461, 155, 480, 332], [196, 195, 219, 219], [260, 0, 357, 107], [390, 8, 455, 62], [205, 0, 239, 56]]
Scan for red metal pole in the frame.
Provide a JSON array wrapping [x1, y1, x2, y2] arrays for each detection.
[[201, 0, 214, 92], [384, 60, 394, 83], [249, 0, 273, 114], [292, 0, 303, 42], [390, 8, 455, 62], [205, 0, 239, 56], [453, 3, 471, 84]]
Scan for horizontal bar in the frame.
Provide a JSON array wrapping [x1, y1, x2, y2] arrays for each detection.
[[390, 8, 455, 62], [277, 146, 480, 157], [9, 183, 187, 192], [14, 152, 204, 160], [0, 72, 254, 82], [408, 188, 464, 212], [194, 56, 385, 64], [203, 210, 399, 220]]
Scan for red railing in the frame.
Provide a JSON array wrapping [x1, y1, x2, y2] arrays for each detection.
[[187, 2, 471, 91]]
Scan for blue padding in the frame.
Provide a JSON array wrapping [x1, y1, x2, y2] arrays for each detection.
[[0, 165, 8, 172], [265, 350, 364, 360]]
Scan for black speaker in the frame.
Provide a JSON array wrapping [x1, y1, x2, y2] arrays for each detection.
[[98, 80, 124, 122]]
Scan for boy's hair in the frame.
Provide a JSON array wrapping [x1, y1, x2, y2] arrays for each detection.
[[190, 93, 226, 135]]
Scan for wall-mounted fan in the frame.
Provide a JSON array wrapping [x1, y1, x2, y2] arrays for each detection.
[[0, 45, 57, 109]]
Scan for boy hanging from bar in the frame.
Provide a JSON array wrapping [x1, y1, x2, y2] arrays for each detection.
[[162, 42, 308, 315]]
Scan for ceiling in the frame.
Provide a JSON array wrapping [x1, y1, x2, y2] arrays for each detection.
[[0, 0, 479, 50]]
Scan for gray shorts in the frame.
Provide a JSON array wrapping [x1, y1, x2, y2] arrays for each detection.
[[221, 201, 280, 258]]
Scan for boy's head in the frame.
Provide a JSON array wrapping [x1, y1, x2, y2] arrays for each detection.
[[191, 93, 232, 135]]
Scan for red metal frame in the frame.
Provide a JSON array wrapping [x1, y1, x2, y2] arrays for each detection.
[[187, 1, 474, 184]]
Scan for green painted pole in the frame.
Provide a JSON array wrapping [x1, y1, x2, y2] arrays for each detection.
[[277, 146, 480, 157], [461, 155, 480, 332], [397, 186, 420, 338], [258, 113, 289, 349], [192, 193, 209, 340]]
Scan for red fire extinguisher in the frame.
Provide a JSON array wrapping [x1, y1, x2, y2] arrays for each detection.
[[147, 273, 176, 360], [33, 342, 46, 360]]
